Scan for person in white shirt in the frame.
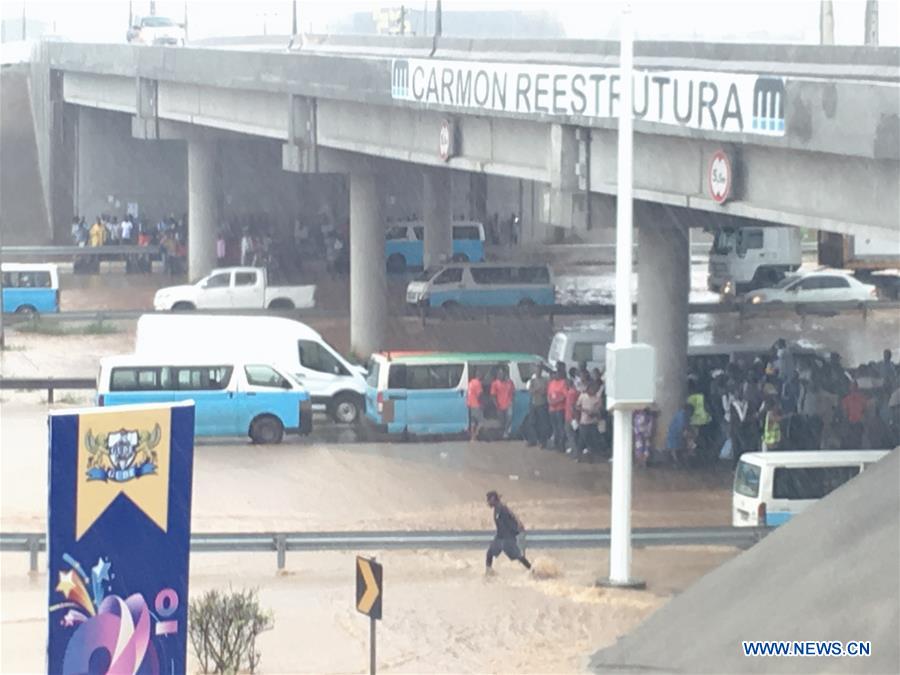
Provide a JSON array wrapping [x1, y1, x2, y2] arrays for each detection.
[[120, 216, 133, 243]]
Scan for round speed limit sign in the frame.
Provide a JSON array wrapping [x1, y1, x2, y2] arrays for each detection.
[[708, 150, 732, 204]]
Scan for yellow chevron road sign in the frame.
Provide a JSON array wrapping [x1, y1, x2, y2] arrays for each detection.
[[355, 556, 383, 620]]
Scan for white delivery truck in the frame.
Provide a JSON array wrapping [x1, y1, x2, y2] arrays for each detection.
[[135, 314, 367, 423], [707, 226, 802, 294], [153, 267, 315, 311], [818, 231, 900, 298]]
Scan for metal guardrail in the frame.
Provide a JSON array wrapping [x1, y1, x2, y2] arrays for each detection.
[[0, 377, 95, 402], [1, 527, 768, 572], [0, 245, 162, 257], [4, 300, 897, 326]]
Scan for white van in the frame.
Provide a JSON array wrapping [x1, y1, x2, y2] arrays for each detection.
[[732, 450, 890, 528], [135, 315, 367, 423], [708, 225, 802, 294], [548, 331, 829, 375]]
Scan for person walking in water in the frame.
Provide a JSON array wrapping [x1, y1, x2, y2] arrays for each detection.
[[485, 490, 531, 574]]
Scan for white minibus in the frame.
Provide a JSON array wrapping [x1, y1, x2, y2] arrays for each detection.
[[732, 450, 890, 528], [135, 314, 367, 423]]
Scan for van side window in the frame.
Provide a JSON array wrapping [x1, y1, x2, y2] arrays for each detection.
[[298, 340, 349, 376], [772, 466, 860, 500], [406, 364, 464, 390], [245, 365, 290, 389], [234, 272, 258, 286], [172, 366, 232, 390], [471, 267, 511, 284], [453, 225, 480, 240], [387, 364, 407, 389], [110, 367, 166, 391], [515, 267, 550, 284], [386, 226, 409, 240], [433, 268, 462, 285], [412, 226, 424, 240]]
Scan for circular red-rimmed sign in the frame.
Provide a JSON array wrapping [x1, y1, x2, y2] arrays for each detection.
[[706, 150, 734, 204], [708, 150, 732, 204], [439, 119, 452, 161]]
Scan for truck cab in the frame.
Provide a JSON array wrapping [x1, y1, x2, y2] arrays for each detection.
[[708, 226, 802, 294]]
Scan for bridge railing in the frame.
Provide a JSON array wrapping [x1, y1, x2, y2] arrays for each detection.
[[1, 527, 769, 573]]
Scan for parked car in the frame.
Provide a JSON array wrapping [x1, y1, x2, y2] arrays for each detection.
[[127, 15, 186, 46], [153, 267, 315, 311], [745, 270, 877, 305]]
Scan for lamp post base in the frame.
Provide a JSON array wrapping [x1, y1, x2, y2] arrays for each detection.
[[596, 577, 647, 590]]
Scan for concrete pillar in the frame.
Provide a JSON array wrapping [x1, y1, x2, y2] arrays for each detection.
[[187, 140, 219, 279], [423, 167, 453, 268], [637, 213, 689, 440], [350, 171, 387, 357]]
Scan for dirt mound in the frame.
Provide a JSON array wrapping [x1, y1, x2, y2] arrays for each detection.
[[589, 449, 899, 674]]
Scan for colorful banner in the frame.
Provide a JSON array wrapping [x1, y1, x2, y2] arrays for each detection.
[[48, 402, 195, 675]]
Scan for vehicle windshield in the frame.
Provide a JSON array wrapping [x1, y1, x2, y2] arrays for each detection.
[[712, 228, 736, 254], [734, 461, 761, 498], [142, 17, 176, 27], [415, 267, 441, 281]]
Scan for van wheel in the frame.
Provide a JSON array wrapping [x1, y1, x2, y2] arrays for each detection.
[[250, 415, 284, 444], [441, 300, 462, 317], [15, 305, 38, 316], [451, 253, 469, 262], [171, 301, 195, 311], [331, 393, 361, 424], [268, 298, 295, 310], [387, 254, 407, 274]]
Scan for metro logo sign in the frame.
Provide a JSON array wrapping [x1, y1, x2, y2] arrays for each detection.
[[391, 58, 786, 137]]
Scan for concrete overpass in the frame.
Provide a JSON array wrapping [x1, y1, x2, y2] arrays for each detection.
[[24, 35, 900, 428]]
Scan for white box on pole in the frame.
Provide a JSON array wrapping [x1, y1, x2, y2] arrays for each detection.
[[605, 343, 656, 410]]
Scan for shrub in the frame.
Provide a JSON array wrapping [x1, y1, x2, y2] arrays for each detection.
[[189, 588, 273, 674]]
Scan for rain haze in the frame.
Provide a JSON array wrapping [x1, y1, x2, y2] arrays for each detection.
[[1, 1, 898, 674]]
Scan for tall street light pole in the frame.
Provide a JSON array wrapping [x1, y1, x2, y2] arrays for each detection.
[[602, 1, 645, 591]]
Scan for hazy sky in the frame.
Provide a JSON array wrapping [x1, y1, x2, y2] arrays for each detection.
[[2, 0, 898, 45]]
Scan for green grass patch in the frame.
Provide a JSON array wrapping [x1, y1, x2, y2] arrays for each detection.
[[13, 319, 120, 336]]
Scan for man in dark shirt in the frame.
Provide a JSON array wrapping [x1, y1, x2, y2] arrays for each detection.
[[485, 491, 531, 574]]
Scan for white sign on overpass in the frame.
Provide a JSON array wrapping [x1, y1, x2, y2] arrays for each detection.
[[391, 58, 785, 137]]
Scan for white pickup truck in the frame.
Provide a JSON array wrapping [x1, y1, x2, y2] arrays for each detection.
[[153, 267, 315, 311]]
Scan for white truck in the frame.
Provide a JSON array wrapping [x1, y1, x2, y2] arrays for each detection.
[[707, 225, 802, 294], [153, 267, 315, 311], [817, 231, 900, 298]]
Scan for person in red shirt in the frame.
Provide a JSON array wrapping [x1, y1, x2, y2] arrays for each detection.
[[490, 367, 516, 439], [467, 369, 484, 442], [546, 367, 569, 451], [840, 381, 867, 448], [564, 379, 580, 454]]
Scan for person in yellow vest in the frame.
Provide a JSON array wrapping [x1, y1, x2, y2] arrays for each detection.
[[88, 218, 105, 247], [761, 397, 783, 452], [687, 382, 713, 462]]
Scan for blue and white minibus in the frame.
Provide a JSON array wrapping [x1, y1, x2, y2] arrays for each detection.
[[385, 221, 485, 272], [365, 351, 545, 437], [98, 355, 312, 444], [1, 263, 60, 314], [405, 263, 554, 309], [732, 450, 890, 527]]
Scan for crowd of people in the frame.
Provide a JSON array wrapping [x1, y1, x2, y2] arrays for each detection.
[[70, 208, 350, 282], [666, 342, 899, 468], [70, 213, 187, 275], [465, 340, 899, 468]]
